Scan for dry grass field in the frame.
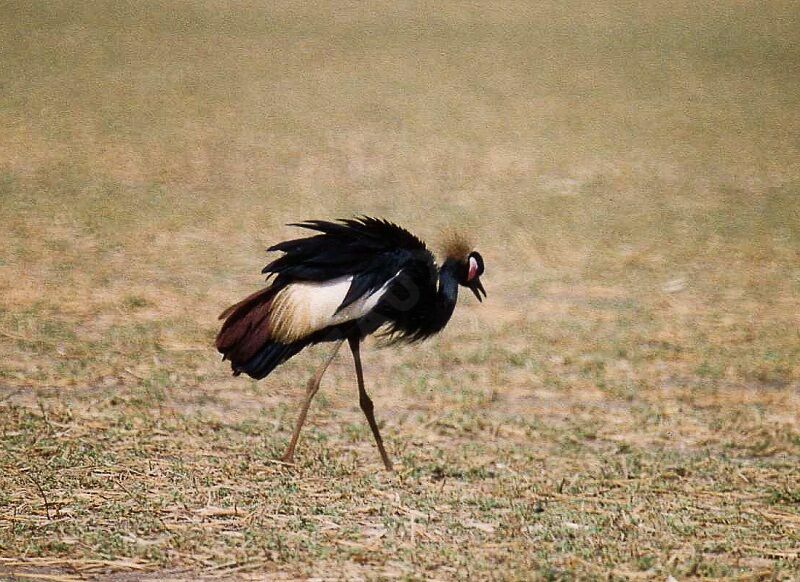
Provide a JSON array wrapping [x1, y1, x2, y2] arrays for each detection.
[[1, 1, 799, 579]]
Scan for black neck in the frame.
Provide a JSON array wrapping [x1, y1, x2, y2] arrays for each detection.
[[427, 259, 459, 334]]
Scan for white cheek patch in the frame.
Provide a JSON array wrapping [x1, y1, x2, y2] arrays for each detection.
[[468, 256, 478, 281]]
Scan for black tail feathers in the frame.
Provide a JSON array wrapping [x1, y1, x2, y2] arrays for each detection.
[[231, 340, 308, 380]]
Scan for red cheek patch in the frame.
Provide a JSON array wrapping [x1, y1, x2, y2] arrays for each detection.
[[467, 257, 478, 281]]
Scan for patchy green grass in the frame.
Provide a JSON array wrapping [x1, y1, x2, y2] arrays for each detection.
[[1, 0, 799, 579]]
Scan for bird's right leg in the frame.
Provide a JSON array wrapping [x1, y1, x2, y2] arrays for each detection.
[[348, 335, 394, 471], [281, 339, 344, 463]]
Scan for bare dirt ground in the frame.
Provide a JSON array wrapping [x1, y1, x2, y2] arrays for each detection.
[[1, 1, 799, 579]]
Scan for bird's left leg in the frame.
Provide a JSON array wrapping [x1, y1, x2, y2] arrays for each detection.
[[281, 339, 344, 463], [348, 335, 394, 471]]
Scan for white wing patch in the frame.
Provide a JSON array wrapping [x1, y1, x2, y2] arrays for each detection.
[[268, 273, 399, 342]]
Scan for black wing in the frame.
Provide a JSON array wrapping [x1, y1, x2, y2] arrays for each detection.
[[262, 216, 436, 312]]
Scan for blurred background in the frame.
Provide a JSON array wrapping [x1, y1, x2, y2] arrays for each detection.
[[1, 1, 799, 577], [1, 0, 798, 386]]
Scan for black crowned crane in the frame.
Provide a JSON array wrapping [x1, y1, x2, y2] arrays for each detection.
[[215, 217, 486, 471]]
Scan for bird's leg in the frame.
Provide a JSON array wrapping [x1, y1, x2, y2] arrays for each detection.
[[281, 339, 344, 463], [348, 335, 394, 471]]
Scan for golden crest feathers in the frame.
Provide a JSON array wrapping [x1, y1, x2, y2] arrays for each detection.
[[440, 230, 472, 262]]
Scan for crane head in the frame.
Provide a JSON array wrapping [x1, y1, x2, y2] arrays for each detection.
[[460, 251, 487, 302], [441, 231, 486, 302]]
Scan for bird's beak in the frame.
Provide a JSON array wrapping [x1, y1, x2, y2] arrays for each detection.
[[469, 278, 487, 302]]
